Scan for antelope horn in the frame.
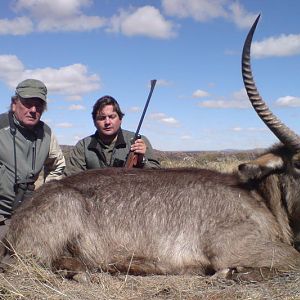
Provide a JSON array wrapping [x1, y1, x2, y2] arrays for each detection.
[[242, 14, 300, 150]]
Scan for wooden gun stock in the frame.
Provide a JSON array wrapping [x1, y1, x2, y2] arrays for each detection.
[[124, 133, 141, 169], [124, 151, 138, 169]]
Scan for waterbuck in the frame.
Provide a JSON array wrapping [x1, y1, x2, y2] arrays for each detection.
[[1, 15, 300, 282]]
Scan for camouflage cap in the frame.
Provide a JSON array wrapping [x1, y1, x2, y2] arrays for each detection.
[[15, 79, 47, 102]]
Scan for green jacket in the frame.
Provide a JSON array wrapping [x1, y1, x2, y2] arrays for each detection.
[[65, 129, 160, 176], [0, 112, 66, 217]]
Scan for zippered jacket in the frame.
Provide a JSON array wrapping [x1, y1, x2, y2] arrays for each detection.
[[65, 129, 160, 176], [0, 112, 65, 217]]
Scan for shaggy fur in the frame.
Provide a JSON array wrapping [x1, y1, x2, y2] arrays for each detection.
[[2, 157, 300, 280]]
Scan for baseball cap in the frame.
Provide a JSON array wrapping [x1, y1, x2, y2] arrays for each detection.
[[15, 79, 47, 102]]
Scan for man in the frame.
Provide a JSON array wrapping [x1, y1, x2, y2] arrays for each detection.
[[65, 95, 160, 176], [0, 79, 66, 221]]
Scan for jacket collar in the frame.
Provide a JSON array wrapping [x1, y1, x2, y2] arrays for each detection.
[[88, 128, 127, 151]]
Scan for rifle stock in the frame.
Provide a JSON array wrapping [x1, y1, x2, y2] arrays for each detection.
[[124, 80, 157, 169], [124, 151, 138, 169]]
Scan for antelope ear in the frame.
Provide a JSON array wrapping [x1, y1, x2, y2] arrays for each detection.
[[238, 153, 284, 182]]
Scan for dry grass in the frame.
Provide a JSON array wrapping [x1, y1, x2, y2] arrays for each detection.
[[0, 260, 300, 300], [156, 149, 261, 173], [1, 260, 300, 299], [3, 148, 300, 300]]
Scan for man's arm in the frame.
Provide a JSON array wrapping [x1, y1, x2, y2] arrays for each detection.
[[64, 139, 88, 176], [44, 133, 66, 182]]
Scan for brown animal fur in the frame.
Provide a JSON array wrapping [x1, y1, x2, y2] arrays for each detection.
[[2, 155, 300, 281], [238, 144, 300, 249]]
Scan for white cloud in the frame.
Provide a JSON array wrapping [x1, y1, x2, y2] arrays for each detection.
[[129, 106, 140, 113], [0, 17, 33, 35], [24, 64, 101, 97], [56, 122, 73, 128], [1, 0, 258, 36], [247, 127, 268, 132], [37, 15, 106, 32], [149, 112, 167, 119], [199, 100, 248, 109], [252, 34, 300, 58], [0, 55, 101, 99], [0, 0, 259, 36], [180, 135, 192, 140], [232, 89, 249, 102], [228, 2, 259, 29], [162, 0, 257, 29], [65, 95, 83, 101], [276, 96, 300, 107], [162, 117, 180, 125], [162, 0, 227, 21], [12, 0, 105, 33], [197, 89, 251, 109], [13, 0, 92, 18], [149, 112, 180, 126], [108, 6, 176, 39], [232, 127, 242, 132], [0, 55, 27, 86], [68, 104, 86, 110], [232, 127, 267, 132], [192, 89, 209, 98], [156, 79, 172, 87]]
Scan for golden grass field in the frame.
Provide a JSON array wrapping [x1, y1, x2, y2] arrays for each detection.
[[1, 147, 300, 300]]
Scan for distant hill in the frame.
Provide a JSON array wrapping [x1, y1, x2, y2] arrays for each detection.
[[60, 145, 265, 165]]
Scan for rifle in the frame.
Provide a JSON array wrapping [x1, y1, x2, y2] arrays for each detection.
[[124, 79, 157, 169]]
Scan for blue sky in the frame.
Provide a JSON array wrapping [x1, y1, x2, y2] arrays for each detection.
[[0, 0, 299, 151]]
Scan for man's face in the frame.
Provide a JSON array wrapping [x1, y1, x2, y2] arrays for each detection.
[[12, 97, 45, 128], [95, 104, 122, 138]]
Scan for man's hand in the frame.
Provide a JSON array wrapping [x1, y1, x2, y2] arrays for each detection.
[[130, 138, 146, 155], [130, 138, 147, 167]]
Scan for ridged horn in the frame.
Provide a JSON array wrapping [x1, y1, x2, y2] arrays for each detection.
[[242, 14, 300, 150]]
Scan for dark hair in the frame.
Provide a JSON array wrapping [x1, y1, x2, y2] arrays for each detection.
[[92, 95, 125, 121]]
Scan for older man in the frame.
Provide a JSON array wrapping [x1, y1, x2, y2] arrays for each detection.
[[0, 79, 65, 222]]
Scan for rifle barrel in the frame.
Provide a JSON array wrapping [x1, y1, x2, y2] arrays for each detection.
[[134, 79, 157, 139]]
